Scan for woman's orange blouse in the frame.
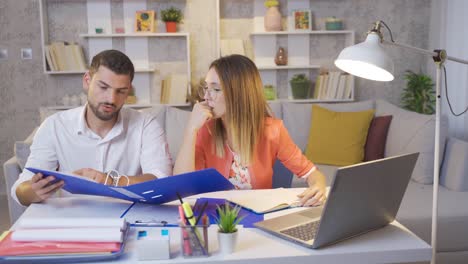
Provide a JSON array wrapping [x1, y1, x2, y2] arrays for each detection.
[[195, 117, 315, 189]]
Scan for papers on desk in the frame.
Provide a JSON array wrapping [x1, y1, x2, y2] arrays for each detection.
[[0, 217, 128, 260], [226, 188, 304, 214]]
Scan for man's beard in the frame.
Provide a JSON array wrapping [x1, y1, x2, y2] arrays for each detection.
[[88, 101, 121, 121]]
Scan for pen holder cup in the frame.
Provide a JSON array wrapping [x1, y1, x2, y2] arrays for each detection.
[[180, 224, 209, 257]]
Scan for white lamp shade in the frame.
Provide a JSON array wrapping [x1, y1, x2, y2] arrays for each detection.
[[335, 33, 395, 82]]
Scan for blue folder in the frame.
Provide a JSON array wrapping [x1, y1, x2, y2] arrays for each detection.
[[26, 167, 235, 204]]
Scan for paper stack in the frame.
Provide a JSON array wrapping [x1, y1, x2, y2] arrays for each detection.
[[0, 217, 126, 257]]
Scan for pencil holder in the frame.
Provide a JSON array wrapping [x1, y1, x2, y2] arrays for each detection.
[[179, 224, 209, 257]]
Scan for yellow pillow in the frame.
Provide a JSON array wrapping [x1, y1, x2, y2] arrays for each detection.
[[305, 105, 375, 166]]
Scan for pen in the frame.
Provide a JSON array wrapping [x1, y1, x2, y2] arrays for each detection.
[[177, 193, 206, 255], [202, 214, 208, 251], [179, 205, 192, 256]]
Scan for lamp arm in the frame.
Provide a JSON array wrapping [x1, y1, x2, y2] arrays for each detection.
[[382, 39, 468, 65]]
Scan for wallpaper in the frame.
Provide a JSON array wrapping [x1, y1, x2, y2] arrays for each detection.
[[0, 0, 430, 194]]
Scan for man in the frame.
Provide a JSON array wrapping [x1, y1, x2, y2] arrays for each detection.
[[12, 50, 172, 206]]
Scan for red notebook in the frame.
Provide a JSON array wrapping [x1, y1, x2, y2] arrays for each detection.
[[0, 231, 120, 256]]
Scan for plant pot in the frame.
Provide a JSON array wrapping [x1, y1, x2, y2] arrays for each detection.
[[264, 6, 282, 31], [217, 231, 238, 254], [264, 86, 277, 100], [165, 21, 177, 33], [290, 80, 310, 99]]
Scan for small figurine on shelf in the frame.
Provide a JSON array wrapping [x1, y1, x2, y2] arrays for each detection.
[[161, 7, 183, 33], [274, 47, 287, 66], [264, 0, 282, 31]]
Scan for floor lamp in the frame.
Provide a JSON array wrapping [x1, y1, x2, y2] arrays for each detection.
[[334, 21, 468, 264]]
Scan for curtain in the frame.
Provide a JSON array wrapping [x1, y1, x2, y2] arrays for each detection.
[[430, 0, 468, 140]]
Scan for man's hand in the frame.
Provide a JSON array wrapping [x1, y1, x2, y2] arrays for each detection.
[[297, 169, 327, 207], [29, 173, 64, 203], [73, 168, 108, 184]]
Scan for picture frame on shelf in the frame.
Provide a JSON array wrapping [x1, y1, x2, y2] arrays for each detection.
[[135, 10, 156, 32], [292, 9, 312, 31]]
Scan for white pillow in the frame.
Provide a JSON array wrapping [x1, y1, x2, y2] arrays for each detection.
[[165, 107, 191, 163], [375, 100, 447, 184]]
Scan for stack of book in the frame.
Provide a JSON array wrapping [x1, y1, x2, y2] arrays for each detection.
[[160, 74, 189, 104], [0, 217, 127, 261], [45, 42, 87, 72], [312, 71, 354, 100]]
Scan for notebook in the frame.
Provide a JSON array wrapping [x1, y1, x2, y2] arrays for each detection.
[[226, 188, 305, 214], [255, 153, 419, 249]]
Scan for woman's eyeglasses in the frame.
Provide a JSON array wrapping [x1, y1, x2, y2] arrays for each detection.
[[198, 84, 222, 99]]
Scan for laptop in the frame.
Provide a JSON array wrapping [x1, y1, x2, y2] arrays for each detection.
[[254, 152, 419, 249]]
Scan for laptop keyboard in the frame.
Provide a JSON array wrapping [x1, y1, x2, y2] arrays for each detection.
[[280, 221, 320, 241]]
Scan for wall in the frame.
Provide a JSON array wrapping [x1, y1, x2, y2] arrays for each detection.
[[0, 0, 431, 195]]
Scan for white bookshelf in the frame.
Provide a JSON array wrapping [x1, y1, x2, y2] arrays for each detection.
[[39, 0, 192, 105], [216, 0, 355, 102]]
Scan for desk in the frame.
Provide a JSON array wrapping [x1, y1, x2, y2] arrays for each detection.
[[11, 193, 431, 264]]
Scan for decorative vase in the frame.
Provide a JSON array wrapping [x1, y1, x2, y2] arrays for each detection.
[[290, 80, 311, 99], [264, 6, 282, 31], [217, 231, 238, 254], [165, 22, 177, 33], [275, 47, 287, 66]]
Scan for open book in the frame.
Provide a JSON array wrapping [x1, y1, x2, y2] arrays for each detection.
[[226, 188, 305, 214], [26, 167, 234, 205]]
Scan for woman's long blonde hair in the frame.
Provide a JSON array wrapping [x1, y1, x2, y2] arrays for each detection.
[[210, 55, 272, 166]]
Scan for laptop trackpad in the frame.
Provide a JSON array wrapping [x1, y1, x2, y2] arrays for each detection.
[[299, 207, 323, 218]]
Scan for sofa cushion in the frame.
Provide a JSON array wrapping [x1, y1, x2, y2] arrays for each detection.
[[364, 115, 393, 161], [440, 137, 468, 191], [14, 127, 38, 170], [375, 100, 447, 184], [397, 181, 468, 252], [305, 105, 375, 166], [165, 107, 191, 163], [282, 100, 375, 152]]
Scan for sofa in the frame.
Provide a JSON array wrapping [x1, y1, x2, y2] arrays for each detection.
[[4, 100, 468, 263]]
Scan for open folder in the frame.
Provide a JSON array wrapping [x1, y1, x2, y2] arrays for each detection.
[[26, 167, 235, 204]]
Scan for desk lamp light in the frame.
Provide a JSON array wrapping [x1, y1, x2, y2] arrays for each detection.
[[334, 20, 468, 264]]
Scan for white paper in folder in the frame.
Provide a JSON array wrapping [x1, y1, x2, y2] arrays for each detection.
[[17, 217, 126, 230], [11, 228, 123, 242]]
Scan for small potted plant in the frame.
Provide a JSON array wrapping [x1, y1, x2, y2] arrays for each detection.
[[290, 74, 311, 99], [401, 70, 435, 114], [161, 7, 183, 33], [264, 84, 277, 100], [215, 202, 244, 254]]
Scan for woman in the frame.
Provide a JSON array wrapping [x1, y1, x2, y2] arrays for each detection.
[[174, 55, 326, 206]]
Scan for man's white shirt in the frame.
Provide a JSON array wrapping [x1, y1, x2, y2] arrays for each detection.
[[11, 105, 173, 204]]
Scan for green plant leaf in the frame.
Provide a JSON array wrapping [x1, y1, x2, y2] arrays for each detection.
[[215, 202, 245, 233], [401, 70, 435, 114]]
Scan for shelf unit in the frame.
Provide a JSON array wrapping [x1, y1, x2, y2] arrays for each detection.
[[39, 0, 191, 105], [216, 0, 355, 102]]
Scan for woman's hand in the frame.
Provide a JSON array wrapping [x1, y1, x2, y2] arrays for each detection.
[[188, 101, 213, 132], [297, 169, 327, 207]]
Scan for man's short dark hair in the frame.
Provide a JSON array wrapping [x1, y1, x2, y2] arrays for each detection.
[[89, 50, 135, 81]]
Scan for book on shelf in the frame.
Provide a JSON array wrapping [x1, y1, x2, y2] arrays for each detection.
[[160, 74, 188, 104], [45, 42, 87, 72], [314, 71, 352, 100], [226, 188, 305, 214]]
